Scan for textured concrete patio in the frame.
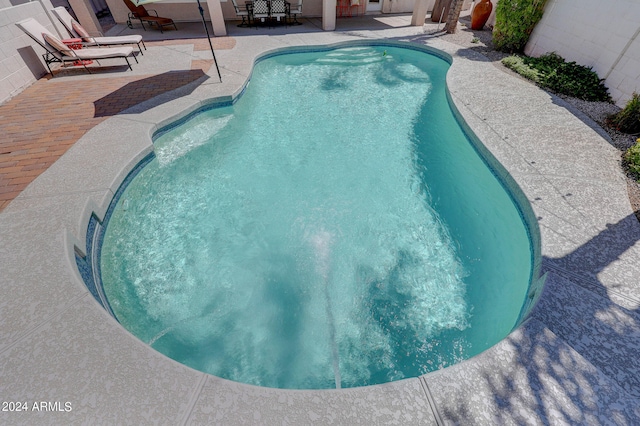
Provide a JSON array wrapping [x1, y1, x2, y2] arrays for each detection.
[[1, 15, 639, 424]]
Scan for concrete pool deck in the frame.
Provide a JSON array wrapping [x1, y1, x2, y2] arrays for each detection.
[[1, 15, 640, 424]]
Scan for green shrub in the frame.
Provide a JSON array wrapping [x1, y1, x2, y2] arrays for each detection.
[[608, 93, 640, 134], [493, 0, 548, 53], [527, 53, 610, 101], [501, 53, 611, 102], [624, 138, 640, 180], [501, 56, 541, 82]]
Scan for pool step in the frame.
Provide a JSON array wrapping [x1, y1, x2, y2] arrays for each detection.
[[315, 47, 388, 66]]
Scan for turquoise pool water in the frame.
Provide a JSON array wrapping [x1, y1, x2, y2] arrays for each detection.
[[100, 45, 535, 389]]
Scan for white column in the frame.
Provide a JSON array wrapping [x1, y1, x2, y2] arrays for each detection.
[[206, 0, 228, 36], [323, 0, 336, 31], [411, 0, 432, 26]]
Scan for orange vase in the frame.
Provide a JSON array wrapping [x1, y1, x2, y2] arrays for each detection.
[[471, 0, 493, 30]]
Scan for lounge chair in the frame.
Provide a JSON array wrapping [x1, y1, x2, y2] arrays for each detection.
[[51, 7, 146, 55], [123, 0, 177, 33], [16, 18, 136, 76]]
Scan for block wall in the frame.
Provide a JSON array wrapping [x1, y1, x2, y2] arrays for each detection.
[[526, 0, 640, 106], [0, 0, 66, 105]]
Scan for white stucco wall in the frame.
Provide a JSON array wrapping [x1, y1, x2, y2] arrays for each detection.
[[525, 0, 640, 107], [0, 0, 66, 105]]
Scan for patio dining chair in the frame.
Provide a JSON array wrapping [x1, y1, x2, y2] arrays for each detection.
[[123, 0, 177, 33], [248, 0, 269, 26], [288, 0, 303, 24], [16, 18, 136, 76], [51, 7, 146, 55], [231, 0, 251, 27], [270, 0, 288, 25]]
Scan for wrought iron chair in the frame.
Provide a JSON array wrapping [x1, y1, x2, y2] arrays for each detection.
[[231, 0, 251, 27], [248, 0, 269, 27], [288, 0, 303, 24], [270, 0, 288, 25]]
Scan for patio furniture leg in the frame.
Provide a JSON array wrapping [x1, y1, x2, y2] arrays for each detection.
[[72, 58, 93, 74], [42, 53, 54, 76]]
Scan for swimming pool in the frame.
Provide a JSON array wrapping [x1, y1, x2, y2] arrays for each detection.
[[91, 43, 542, 390]]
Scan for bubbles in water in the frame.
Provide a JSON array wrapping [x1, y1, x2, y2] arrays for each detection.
[[307, 229, 333, 278], [155, 115, 233, 166]]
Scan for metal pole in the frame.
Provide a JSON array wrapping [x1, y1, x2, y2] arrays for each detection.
[[196, 0, 222, 82], [436, 4, 445, 31]]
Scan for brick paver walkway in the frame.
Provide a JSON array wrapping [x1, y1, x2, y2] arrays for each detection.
[[0, 38, 234, 211]]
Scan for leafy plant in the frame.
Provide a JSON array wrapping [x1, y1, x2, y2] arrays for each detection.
[[501, 56, 540, 82], [501, 53, 611, 102], [608, 93, 640, 134], [624, 138, 640, 180], [493, 0, 548, 53]]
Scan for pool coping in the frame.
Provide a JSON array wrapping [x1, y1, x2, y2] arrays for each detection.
[[2, 26, 640, 424]]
